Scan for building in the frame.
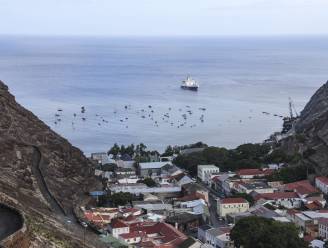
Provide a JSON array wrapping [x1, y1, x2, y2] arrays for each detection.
[[109, 183, 181, 195], [91, 152, 112, 164], [217, 198, 249, 218], [197, 165, 220, 183], [318, 218, 328, 239], [197, 226, 234, 248], [166, 212, 203, 233], [253, 192, 302, 209], [108, 219, 130, 238], [316, 177, 328, 195], [237, 168, 274, 179], [198, 225, 212, 243], [282, 180, 319, 198], [139, 161, 173, 177], [309, 239, 325, 248], [233, 180, 275, 194], [182, 183, 209, 204], [112, 219, 188, 247]]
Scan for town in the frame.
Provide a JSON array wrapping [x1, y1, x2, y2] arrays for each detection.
[[72, 143, 328, 248]]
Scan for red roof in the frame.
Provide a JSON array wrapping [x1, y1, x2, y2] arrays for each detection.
[[256, 192, 299, 201], [111, 219, 129, 228], [319, 218, 328, 225], [237, 169, 273, 177], [220, 197, 248, 204], [316, 176, 328, 185], [120, 231, 144, 239], [284, 180, 318, 195]]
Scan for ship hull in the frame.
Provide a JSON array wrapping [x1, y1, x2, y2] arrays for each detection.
[[181, 85, 198, 91]]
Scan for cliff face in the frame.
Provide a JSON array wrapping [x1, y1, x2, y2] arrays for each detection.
[[0, 81, 100, 247], [282, 81, 328, 176]]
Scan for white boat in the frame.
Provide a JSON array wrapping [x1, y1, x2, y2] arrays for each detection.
[[181, 76, 199, 91]]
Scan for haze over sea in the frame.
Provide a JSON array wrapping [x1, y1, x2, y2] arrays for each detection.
[[1, 35, 328, 154]]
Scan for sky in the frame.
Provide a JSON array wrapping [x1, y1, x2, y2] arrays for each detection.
[[0, 0, 328, 36]]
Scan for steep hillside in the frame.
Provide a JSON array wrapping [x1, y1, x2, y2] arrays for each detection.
[[0, 81, 102, 247], [281, 81, 328, 176]]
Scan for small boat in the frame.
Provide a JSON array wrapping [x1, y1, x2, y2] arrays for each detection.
[[181, 76, 199, 91]]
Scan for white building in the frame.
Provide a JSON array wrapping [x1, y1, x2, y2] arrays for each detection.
[[319, 218, 328, 239], [310, 239, 325, 248], [197, 165, 220, 183], [109, 183, 181, 195], [315, 177, 328, 195], [217, 198, 249, 217], [108, 219, 129, 238], [139, 161, 172, 177]]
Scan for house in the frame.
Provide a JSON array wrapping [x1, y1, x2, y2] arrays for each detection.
[[217, 198, 249, 218], [119, 208, 142, 218], [91, 152, 112, 165], [182, 183, 209, 204], [309, 239, 325, 248], [114, 220, 188, 247], [198, 225, 212, 243], [108, 219, 130, 238], [198, 226, 234, 248], [166, 213, 203, 233], [318, 218, 328, 239], [315, 177, 328, 195], [233, 180, 275, 194], [116, 155, 135, 169], [139, 161, 173, 177], [197, 165, 220, 183], [170, 172, 194, 186], [208, 227, 234, 248], [109, 183, 181, 195], [237, 168, 273, 179], [253, 192, 302, 209], [282, 180, 319, 198]]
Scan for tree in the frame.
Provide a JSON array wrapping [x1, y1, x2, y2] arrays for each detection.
[[109, 192, 133, 206], [108, 143, 120, 156], [137, 177, 157, 187], [230, 216, 307, 248]]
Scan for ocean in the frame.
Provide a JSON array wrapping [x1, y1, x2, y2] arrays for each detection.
[[1, 35, 328, 154]]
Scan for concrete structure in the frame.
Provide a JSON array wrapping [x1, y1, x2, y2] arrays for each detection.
[[217, 198, 249, 218], [316, 177, 328, 195], [253, 192, 302, 209], [139, 161, 172, 177], [197, 165, 220, 183], [109, 183, 181, 195], [233, 180, 275, 194]]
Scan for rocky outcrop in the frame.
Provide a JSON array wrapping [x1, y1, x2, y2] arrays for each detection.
[[281, 81, 328, 175], [0, 81, 101, 247]]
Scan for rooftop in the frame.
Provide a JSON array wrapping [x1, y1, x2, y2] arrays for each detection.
[[220, 197, 248, 204], [237, 168, 274, 177], [283, 180, 318, 195], [316, 176, 328, 185], [255, 192, 299, 201], [139, 161, 172, 169]]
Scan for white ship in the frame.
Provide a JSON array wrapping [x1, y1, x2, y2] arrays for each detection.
[[181, 76, 199, 91]]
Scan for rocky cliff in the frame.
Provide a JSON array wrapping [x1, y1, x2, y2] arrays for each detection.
[[0, 81, 101, 247], [281, 81, 328, 176]]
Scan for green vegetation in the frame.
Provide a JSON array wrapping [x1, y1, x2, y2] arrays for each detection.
[[162, 142, 208, 156], [173, 143, 271, 176], [26, 216, 72, 248], [266, 164, 314, 183], [230, 216, 307, 248], [137, 177, 157, 187], [109, 192, 133, 206], [108, 143, 159, 162]]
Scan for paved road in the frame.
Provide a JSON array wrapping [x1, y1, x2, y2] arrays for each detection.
[[0, 204, 23, 241]]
